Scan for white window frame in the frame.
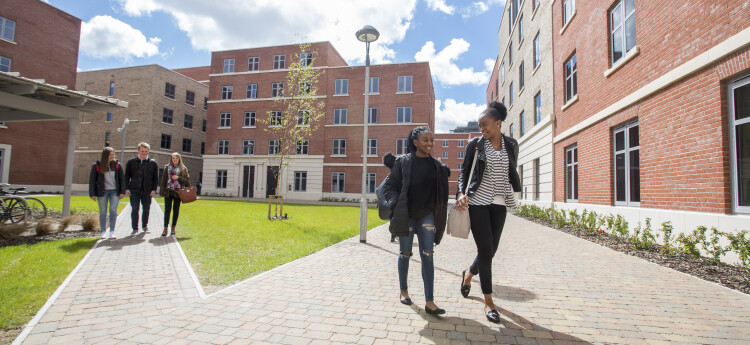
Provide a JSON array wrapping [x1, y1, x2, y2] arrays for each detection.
[[367, 139, 377, 156], [246, 83, 257, 99], [519, 61, 525, 90], [0, 17, 16, 42], [369, 77, 379, 94], [442, 140, 449, 147], [563, 0, 575, 25], [335, 79, 349, 95], [334, 108, 347, 124], [223, 58, 235, 73], [368, 107, 378, 124], [300, 52, 313, 67], [248, 56, 259, 71], [296, 110, 310, 127], [366, 173, 377, 194], [396, 138, 408, 155], [268, 139, 280, 155], [331, 172, 345, 193], [296, 139, 309, 155], [332, 139, 346, 155], [565, 53, 578, 103], [566, 145, 578, 202], [295, 171, 308, 191], [534, 92, 542, 125], [1, 56, 13, 72], [609, 0, 637, 65], [500, 63, 505, 84], [273, 54, 285, 69], [520, 111, 525, 136], [244, 112, 256, 127], [218, 140, 229, 155], [613, 121, 640, 206], [221, 85, 233, 100], [397, 107, 412, 123], [269, 111, 282, 127], [271, 82, 283, 98], [534, 159, 541, 201], [729, 75, 750, 213], [242, 140, 255, 155], [219, 112, 231, 128], [216, 170, 227, 189], [458, 152, 464, 159], [398, 75, 413, 92], [533, 33, 541, 68], [458, 140, 465, 147], [442, 152, 448, 159]]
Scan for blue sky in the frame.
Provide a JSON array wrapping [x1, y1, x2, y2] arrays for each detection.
[[46, 0, 506, 133]]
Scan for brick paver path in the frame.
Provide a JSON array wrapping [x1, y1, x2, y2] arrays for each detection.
[[14, 205, 750, 344]]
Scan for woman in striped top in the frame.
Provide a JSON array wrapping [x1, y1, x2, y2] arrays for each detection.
[[455, 101, 521, 323]]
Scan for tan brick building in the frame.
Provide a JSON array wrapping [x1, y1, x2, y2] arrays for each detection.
[[74, 65, 208, 187]]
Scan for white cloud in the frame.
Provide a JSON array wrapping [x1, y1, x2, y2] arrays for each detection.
[[435, 98, 485, 133], [414, 38, 491, 86], [115, 0, 417, 64], [80, 15, 161, 60], [460, 0, 504, 18], [425, 0, 455, 15]]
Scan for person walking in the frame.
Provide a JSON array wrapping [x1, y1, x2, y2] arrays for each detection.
[[159, 152, 190, 236], [124, 142, 159, 236], [455, 101, 521, 323], [380, 126, 450, 316], [88, 147, 125, 239]]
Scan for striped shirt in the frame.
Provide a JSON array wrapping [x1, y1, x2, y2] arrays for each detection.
[[468, 139, 517, 208]]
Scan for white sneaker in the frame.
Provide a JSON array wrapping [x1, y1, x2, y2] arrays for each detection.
[[100, 232, 107, 239], [109, 232, 117, 239]]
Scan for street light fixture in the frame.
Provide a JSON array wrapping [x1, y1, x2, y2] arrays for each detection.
[[356, 25, 379, 243]]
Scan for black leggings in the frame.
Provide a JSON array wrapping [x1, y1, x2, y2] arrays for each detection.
[[468, 204, 507, 295], [164, 195, 182, 227]]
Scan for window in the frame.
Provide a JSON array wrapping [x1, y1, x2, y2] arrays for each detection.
[[614, 121, 640, 206], [397, 107, 412, 123], [510, 0, 519, 24], [368, 108, 378, 124], [396, 138, 408, 155], [165, 83, 175, 99], [271, 82, 283, 98], [518, 15, 524, 41], [201, 142, 205, 154], [500, 63, 505, 84], [0, 17, 16, 42], [458, 140, 465, 147], [216, 170, 227, 189], [565, 54, 578, 103], [182, 138, 192, 153], [368, 139, 377, 156], [520, 111, 525, 136], [334, 109, 347, 124], [510, 124, 514, 138], [509, 82, 514, 106], [162, 108, 173, 124], [458, 152, 464, 159], [610, 0, 636, 64], [244, 112, 256, 127], [219, 85, 233, 100], [519, 61, 525, 90], [202, 119, 207, 132], [270, 111, 282, 127], [223, 58, 235, 73], [273, 54, 285, 69], [331, 172, 345, 193], [369, 77, 379, 94], [0, 56, 10, 73], [398, 75, 412, 92], [534, 159, 541, 201], [534, 92, 542, 125], [246, 84, 257, 99], [564, 0, 575, 24], [442, 152, 449, 159], [297, 110, 310, 126], [295, 172, 307, 191], [203, 97, 208, 110], [332, 139, 346, 155], [219, 112, 231, 128], [729, 76, 750, 212], [184, 114, 193, 129], [366, 173, 377, 194], [248, 56, 259, 71], [106, 112, 112, 122], [269, 139, 280, 155], [300, 52, 313, 67], [218, 140, 229, 155], [458, 163, 463, 170], [296, 139, 309, 155], [442, 140, 449, 147], [299, 81, 311, 95], [533, 33, 541, 68], [105, 132, 110, 146], [533, 0, 539, 10], [509, 43, 513, 65], [242, 140, 254, 155], [109, 81, 115, 96], [519, 164, 524, 198], [335, 79, 349, 95], [185, 90, 195, 105], [566, 145, 578, 202], [161, 134, 171, 150]]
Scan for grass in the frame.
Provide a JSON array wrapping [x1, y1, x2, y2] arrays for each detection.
[[0, 238, 97, 330], [176, 199, 388, 286], [32, 196, 128, 215]]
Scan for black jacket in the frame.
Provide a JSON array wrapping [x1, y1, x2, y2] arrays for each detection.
[[380, 152, 451, 244], [88, 161, 126, 197], [124, 156, 159, 193], [159, 165, 190, 198], [457, 135, 521, 197]]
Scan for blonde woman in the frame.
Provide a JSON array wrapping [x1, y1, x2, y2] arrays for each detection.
[[159, 152, 190, 236]]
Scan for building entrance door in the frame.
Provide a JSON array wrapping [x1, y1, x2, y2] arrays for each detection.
[[242, 166, 255, 198], [266, 166, 279, 197]]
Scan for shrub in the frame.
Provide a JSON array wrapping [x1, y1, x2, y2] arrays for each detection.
[[635, 218, 656, 250], [726, 230, 750, 270], [81, 214, 98, 231], [677, 226, 705, 260], [35, 219, 56, 236], [583, 211, 598, 233], [613, 215, 629, 239], [569, 209, 580, 231], [703, 227, 729, 265], [660, 221, 678, 256], [553, 208, 567, 228]]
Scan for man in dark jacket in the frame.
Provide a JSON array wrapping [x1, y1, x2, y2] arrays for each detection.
[[124, 142, 159, 235]]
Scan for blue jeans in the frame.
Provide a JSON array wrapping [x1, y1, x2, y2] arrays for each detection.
[[129, 191, 152, 230], [98, 190, 118, 234], [398, 212, 436, 302]]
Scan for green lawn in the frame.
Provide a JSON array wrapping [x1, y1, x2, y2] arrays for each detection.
[[176, 199, 388, 286], [0, 238, 97, 330], [33, 196, 128, 215]]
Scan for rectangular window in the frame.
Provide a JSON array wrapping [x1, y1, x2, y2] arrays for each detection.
[[442, 152, 449, 159], [248, 56, 259, 71], [105, 132, 110, 146], [331, 172, 345, 193], [367, 173, 377, 194], [519, 61, 525, 90], [242, 140, 255, 155], [564, 0, 575, 24], [296, 139, 309, 155], [161, 134, 171, 150], [216, 170, 227, 189], [106, 112, 113, 122], [500, 63, 505, 84], [299, 81, 311, 95], [219, 112, 231, 128], [442, 140, 449, 147], [185, 90, 195, 105], [510, 124, 514, 138], [0, 56, 10, 72], [300, 52, 313, 67], [271, 82, 283, 98], [332, 139, 346, 155], [458, 152, 464, 159], [534, 92, 542, 125], [509, 43, 513, 65], [610, 0, 637, 64], [165, 83, 175, 99], [270, 111, 282, 127], [368, 107, 378, 124], [509, 82, 514, 106], [334, 108, 347, 124], [534, 158, 541, 201], [518, 15, 524, 41], [368, 139, 377, 156], [398, 75, 413, 92], [533, 33, 541, 68], [0, 17, 16, 42], [458, 163, 463, 170], [519, 164, 524, 198], [184, 114, 193, 129], [182, 138, 192, 153], [397, 107, 412, 123], [510, 0, 519, 23], [109, 81, 115, 96], [223, 58, 235, 73], [296, 110, 310, 126], [269, 139, 280, 155], [520, 111, 525, 136], [202, 119, 207, 132], [335, 79, 349, 95], [566, 145, 578, 202], [162, 108, 173, 124], [244, 112, 256, 127], [730, 77, 750, 212], [221, 85, 233, 100], [273, 54, 285, 69], [295, 172, 308, 191], [246, 84, 257, 99], [369, 77, 379, 94], [396, 138, 408, 155], [565, 53, 578, 103], [201, 142, 205, 155], [533, 0, 539, 10], [218, 140, 229, 155], [458, 140, 465, 147], [204, 97, 208, 110], [614, 121, 640, 206]]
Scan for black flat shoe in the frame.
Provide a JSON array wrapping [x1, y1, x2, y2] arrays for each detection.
[[460, 270, 471, 298], [425, 306, 446, 316], [486, 309, 500, 323], [400, 296, 412, 305]]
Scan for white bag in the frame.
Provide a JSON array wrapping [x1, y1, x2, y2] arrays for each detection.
[[446, 147, 478, 239]]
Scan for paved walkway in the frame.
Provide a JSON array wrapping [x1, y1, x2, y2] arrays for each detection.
[[13, 203, 750, 344]]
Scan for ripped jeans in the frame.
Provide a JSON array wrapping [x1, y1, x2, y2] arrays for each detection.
[[398, 212, 436, 301]]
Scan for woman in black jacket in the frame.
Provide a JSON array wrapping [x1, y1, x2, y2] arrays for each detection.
[[381, 126, 450, 316], [159, 152, 190, 236], [89, 147, 126, 239], [456, 102, 521, 323]]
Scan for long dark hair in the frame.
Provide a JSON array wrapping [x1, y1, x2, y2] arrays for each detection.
[[98, 147, 115, 173], [407, 126, 431, 154]]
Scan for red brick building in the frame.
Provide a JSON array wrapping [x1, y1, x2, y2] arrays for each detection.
[[486, 56, 499, 104], [434, 132, 477, 194], [202, 42, 435, 199], [552, 0, 750, 233]]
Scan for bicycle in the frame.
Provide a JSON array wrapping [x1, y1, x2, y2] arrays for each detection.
[[0, 184, 47, 223]]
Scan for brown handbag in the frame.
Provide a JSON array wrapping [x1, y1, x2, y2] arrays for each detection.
[[177, 182, 197, 203]]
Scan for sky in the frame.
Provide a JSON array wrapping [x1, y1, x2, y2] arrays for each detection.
[[45, 0, 506, 133]]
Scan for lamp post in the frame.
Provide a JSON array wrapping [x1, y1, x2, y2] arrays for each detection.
[[356, 25, 380, 243], [117, 118, 130, 162]]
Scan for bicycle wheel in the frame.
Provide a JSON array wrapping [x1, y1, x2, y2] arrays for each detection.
[[7, 199, 26, 223], [23, 198, 47, 222]]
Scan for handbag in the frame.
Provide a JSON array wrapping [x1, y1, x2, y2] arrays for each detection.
[[446, 147, 478, 239], [177, 182, 198, 203]]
